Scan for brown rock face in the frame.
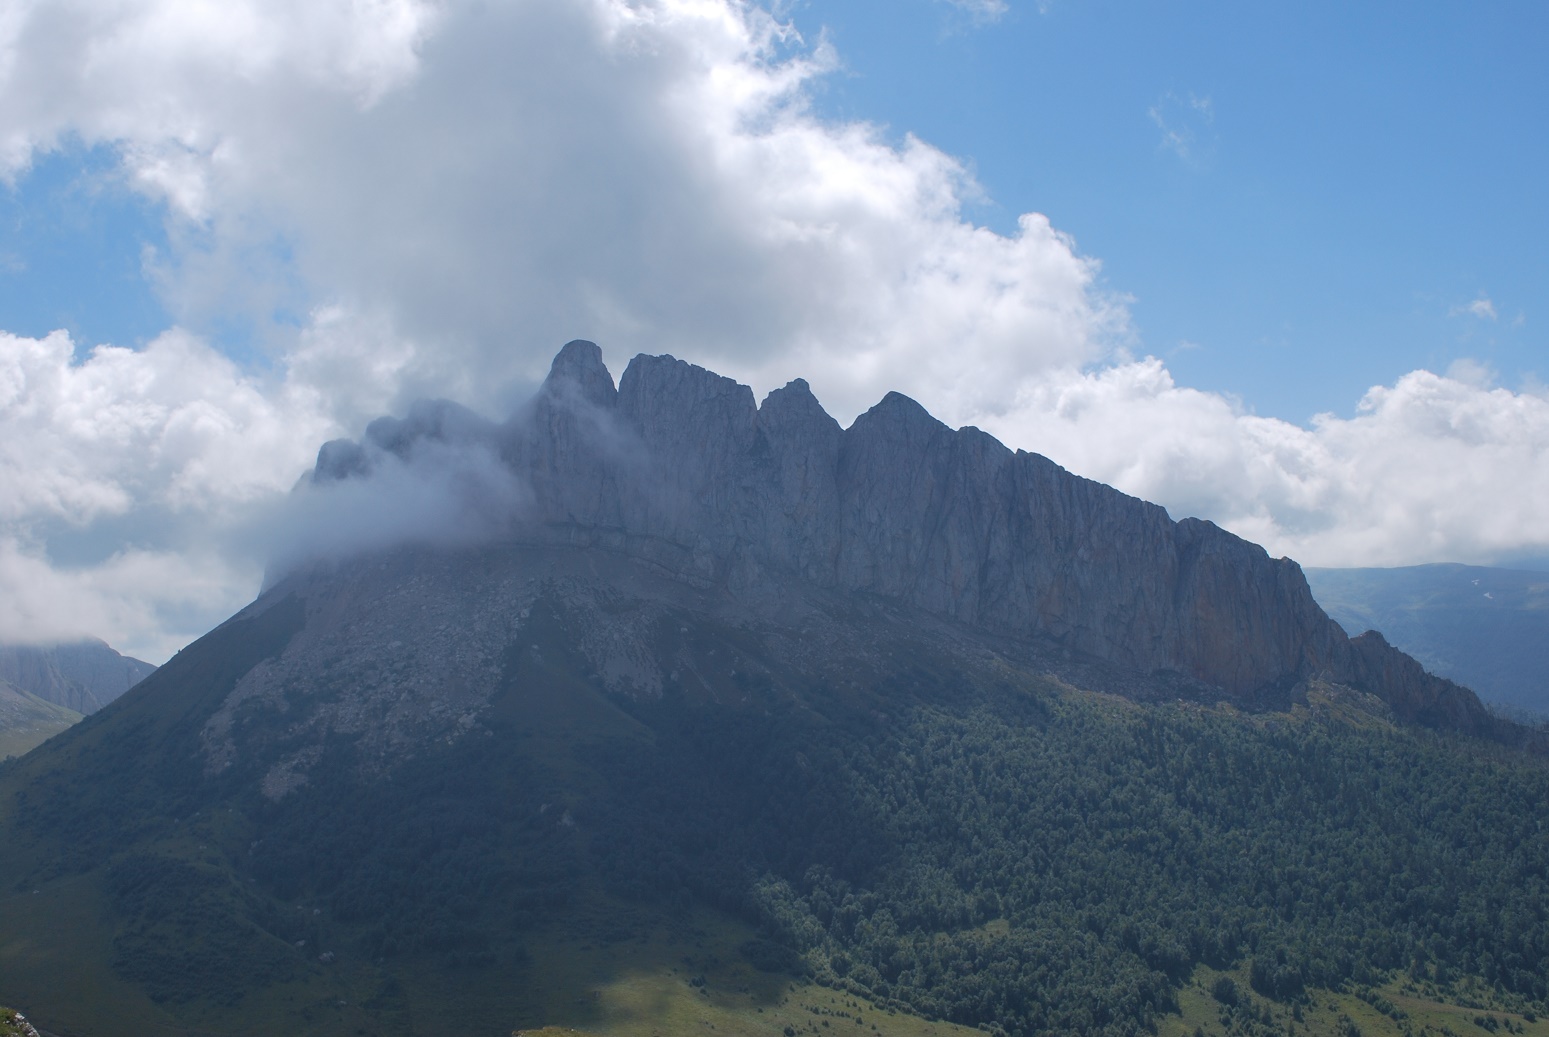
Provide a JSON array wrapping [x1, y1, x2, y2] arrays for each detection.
[[309, 341, 1506, 741]]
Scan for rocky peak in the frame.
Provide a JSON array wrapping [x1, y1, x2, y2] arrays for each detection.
[[541, 339, 617, 409], [748, 379, 844, 579], [297, 342, 1513, 744], [516, 343, 630, 532], [1344, 629, 1495, 733], [312, 438, 370, 484], [611, 354, 760, 551], [618, 353, 758, 459], [847, 390, 952, 450]]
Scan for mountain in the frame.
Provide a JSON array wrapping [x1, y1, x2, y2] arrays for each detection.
[[0, 678, 82, 760], [2, 343, 1547, 1037], [0, 639, 157, 715], [0, 639, 155, 757], [1306, 564, 1549, 714], [309, 341, 1512, 740]]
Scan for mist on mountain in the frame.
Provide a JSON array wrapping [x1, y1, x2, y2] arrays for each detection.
[[257, 399, 532, 585]]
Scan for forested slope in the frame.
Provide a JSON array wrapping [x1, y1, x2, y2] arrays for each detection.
[[6, 584, 1541, 1037]]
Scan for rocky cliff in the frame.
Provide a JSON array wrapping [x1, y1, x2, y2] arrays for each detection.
[[310, 340, 1509, 743]]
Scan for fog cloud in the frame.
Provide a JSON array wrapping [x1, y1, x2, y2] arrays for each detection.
[[257, 399, 529, 582]]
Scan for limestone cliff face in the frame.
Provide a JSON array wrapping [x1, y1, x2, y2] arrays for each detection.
[[311, 340, 1502, 739]]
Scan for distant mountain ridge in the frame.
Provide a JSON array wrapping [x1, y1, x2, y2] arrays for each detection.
[[310, 340, 1518, 746], [1306, 563, 1549, 714], [0, 639, 155, 758], [0, 639, 156, 716]]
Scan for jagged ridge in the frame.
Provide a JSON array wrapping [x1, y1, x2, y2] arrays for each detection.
[[312, 340, 1514, 745]]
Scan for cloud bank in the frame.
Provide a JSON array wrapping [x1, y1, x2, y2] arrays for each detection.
[[0, 0, 1545, 659]]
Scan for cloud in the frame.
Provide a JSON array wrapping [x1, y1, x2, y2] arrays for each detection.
[[1450, 293, 1499, 321], [0, 535, 256, 663], [256, 443, 527, 581], [0, 327, 334, 658], [939, 0, 1011, 22], [256, 402, 529, 580], [1149, 91, 1214, 162], [0, 0, 1544, 660], [0, 0, 439, 180], [0, 322, 515, 659], [979, 361, 1549, 569], [3, 0, 1122, 417], [1444, 357, 1496, 387], [0, 328, 332, 526]]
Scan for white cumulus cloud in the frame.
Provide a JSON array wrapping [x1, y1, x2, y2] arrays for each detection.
[[0, 328, 335, 658], [979, 362, 1549, 569], [0, 0, 1545, 660]]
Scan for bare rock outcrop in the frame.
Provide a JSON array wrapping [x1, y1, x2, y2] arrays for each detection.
[[307, 340, 1507, 742]]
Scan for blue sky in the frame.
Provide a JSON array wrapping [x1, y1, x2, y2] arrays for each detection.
[[791, 0, 1546, 421], [0, 145, 171, 350], [4, 1, 1542, 424], [0, 0, 1546, 659]]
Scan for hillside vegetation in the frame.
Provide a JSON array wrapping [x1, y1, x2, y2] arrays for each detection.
[[0, 680, 81, 759], [2, 589, 1548, 1037]]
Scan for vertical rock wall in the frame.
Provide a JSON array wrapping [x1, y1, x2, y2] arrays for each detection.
[[311, 340, 1502, 738]]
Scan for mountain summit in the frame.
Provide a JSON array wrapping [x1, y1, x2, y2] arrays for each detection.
[[311, 341, 1501, 739]]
